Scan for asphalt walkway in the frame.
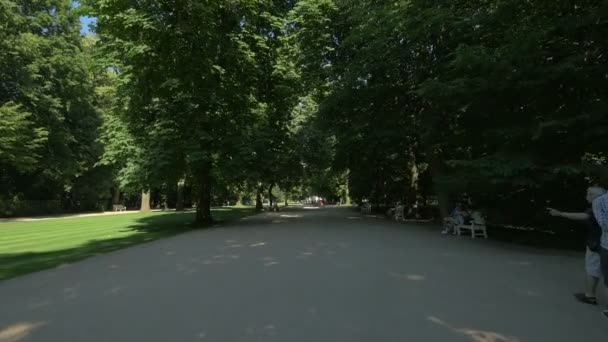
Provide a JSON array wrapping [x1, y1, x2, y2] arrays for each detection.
[[0, 206, 606, 341]]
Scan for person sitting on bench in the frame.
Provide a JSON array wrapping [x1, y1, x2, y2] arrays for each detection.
[[442, 203, 471, 235]]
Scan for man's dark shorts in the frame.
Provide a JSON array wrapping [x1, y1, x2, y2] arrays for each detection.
[[601, 248, 608, 287]]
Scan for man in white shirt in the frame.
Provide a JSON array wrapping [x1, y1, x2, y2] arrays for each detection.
[[548, 186, 607, 318]]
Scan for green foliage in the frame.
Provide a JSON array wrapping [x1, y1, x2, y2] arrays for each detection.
[[0, 0, 104, 216], [3, 0, 607, 232], [289, 0, 608, 224], [85, 0, 311, 221], [0, 103, 47, 171]]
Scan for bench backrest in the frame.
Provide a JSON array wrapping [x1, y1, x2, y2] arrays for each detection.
[[471, 211, 485, 225]]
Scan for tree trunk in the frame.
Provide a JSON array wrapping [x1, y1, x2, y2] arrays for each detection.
[[284, 192, 288, 207], [268, 182, 275, 207], [406, 147, 419, 218], [112, 185, 120, 205], [176, 179, 185, 211], [140, 191, 151, 212], [255, 185, 263, 211], [373, 166, 381, 213], [195, 164, 213, 226], [344, 172, 351, 205], [429, 150, 451, 219]]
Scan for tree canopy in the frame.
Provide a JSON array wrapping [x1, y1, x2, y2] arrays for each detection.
[[1, 0, 607, 235]]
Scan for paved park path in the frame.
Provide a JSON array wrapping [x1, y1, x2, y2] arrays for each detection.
[[1, 206, 607, 341]]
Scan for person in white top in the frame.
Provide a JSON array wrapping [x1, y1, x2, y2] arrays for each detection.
[[548, 187, 606, 309]]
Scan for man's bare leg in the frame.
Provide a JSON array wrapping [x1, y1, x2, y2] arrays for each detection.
[[586, 275, 599, 298], [574, 267, 599, 305]]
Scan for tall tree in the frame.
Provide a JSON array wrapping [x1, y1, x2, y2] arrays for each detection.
[[0, 0, 103, 215], [88, 0, 281, 224]]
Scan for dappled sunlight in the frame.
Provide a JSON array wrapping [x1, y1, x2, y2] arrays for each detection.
[[295, 242, 345, 259], [0, 321, 46, 342], [389, 271, 426, 281], [331, 261, 354, 269], [202, 258, 225, 265], [279, 214, 302, 218], [296, 253, 313, 259], [26, 301, 50, 311], [407, 274, 425, 281], [347, 216, 362, 220], [271, 219, 286, 224], [246, 323, 278, 337], [515, 289, 539, 297], [260, 257, 280, 267], [63, 285, 80, 300], [223, 240, 268, 249], [176, 262, 199, 274], [176, 254, 241, 270], [458, 328, 520, 342], [109, 286, 123, 295], [303, 206, 320, 210], [427, 316, 520, 342], [507, 261, 531, 266]]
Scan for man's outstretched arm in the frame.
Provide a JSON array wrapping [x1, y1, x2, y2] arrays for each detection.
[[547, 208, 589, 221]]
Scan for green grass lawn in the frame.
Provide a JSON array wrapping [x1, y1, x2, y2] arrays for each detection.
[[0, 207, 256, 281]]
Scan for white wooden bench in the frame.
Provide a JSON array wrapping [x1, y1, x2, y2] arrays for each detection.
[[456, 211, 488, 239], [361, 203, 372, 214], [112, 204, 127, 212], [394, 205, 405, 221]]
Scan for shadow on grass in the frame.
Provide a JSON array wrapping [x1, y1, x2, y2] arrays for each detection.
[[0, 207, 256, 281]]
